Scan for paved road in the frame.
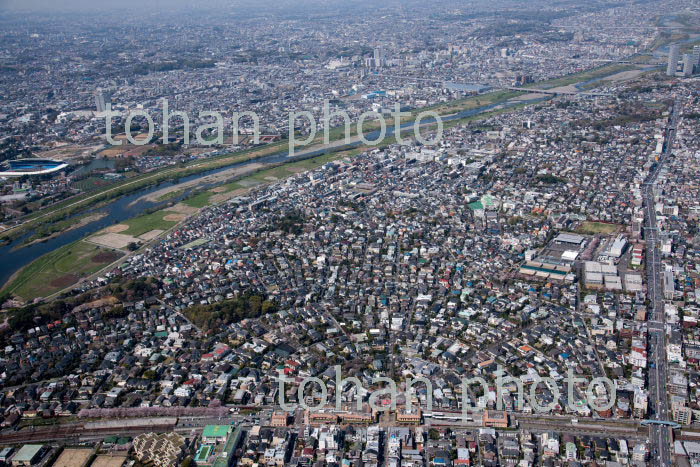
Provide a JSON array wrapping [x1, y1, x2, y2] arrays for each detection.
[[643, 97, 680, 467]]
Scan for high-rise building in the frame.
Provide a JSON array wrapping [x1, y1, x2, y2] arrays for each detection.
[[692, 45, 700, 69], [682, 53, 694, 77], [94, 88, 111, 113], [373, 46, 385, 68], [666, 44, 680, 76]]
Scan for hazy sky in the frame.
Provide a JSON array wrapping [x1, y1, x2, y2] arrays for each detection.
[[0, 0, 260, 13]]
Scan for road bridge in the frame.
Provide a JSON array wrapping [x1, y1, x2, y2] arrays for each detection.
[[642, 420, 681, 429]]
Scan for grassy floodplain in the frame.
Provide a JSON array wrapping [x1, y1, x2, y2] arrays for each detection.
[[4, 240, 123, 300]]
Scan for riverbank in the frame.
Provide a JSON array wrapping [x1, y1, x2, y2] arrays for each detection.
[[0, 61, 652, 300], [29, 148, 367, 303], [131, 162, 268, 205], [3, 240, 124, 301], [0, 140, 293, 244], [16, 212, 108, 249]]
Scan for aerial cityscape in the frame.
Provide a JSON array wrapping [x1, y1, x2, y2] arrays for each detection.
[[0, 0, 700, 465]]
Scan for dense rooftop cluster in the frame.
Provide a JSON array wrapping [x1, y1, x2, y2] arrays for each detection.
[[1, 0, 700, 464], [0, 0, 675, 151]]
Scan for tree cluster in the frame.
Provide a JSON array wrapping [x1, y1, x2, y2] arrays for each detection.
[[183, 293, 278, 331]]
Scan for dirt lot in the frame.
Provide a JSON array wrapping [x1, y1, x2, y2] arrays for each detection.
[[98, 137, 153, 157], [36, 144, 103, 161], [606, 69, 646, 82], [163, 213, 187, 222], [52, 448, 94, 467], [50, 273, 80, 288], [91, 456, 127, 467], [168, 203, 200, 215], [104, 224, 129, 233], [209, 187, 248, 204], [139, 229, 164, 241], [89, 232, 139, 249], [91, 251, 123, 263], [99, 148, 127, 157]]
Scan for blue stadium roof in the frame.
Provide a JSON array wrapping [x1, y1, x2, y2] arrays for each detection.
[[0, 158, 68, 176]]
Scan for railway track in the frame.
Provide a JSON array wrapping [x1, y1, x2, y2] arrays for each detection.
[[0, 421, 177, 444]]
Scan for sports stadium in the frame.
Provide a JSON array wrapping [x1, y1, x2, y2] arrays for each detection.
[[0, 158, 69, 177]]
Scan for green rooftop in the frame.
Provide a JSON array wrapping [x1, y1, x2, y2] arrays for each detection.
[[468, 201, 484, 210], [203, 425, 231, 440], [195, 444, 213, 462], [212, 426, 243, 467]]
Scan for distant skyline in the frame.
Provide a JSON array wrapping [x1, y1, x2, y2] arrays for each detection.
[[0, 0, 383, 13], [1, 0, 231, 12], [0, 0, 483, 15]]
